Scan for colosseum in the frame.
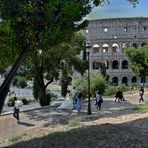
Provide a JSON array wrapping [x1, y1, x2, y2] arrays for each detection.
[[83, 17, 148, 86]]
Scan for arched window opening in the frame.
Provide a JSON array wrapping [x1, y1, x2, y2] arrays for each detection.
[[132, 43, 138, 48], [112, 60, 119, 69], [122, 60, 128, 69], [112, 43, 119, 53], [93, 44, 100, 53], [131, 76, 137, 83], [141, 43, 147, 47], [102, 44, 109, 53], [93, 61, 100, 69], [112, 77, 118, 86], [122, 77, 128, 86]]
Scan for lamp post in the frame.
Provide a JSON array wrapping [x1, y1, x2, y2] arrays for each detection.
[[86, 43, 92, 115]]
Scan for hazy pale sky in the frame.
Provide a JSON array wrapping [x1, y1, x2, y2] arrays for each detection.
[[87, 0, 148, 19]]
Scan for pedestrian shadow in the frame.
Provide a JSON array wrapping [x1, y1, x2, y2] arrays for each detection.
[[19, 121, 35, 127]]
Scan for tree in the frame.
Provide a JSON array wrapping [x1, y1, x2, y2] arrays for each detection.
[[29, 33, 87, 105], [0, 0, 139, 113], [125, 46, 148, 83]]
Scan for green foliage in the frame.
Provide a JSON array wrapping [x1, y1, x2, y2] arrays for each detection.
[[12, 76, 27, 88], [133, 103, 148, 112], [125, 47, 148, 77], [119, 84, 128, 92], [104, 85, 116, 96], [7, 97, 15, 107], [8, 135, 22, 142], [21, 98, 29, 105], [90, 74, 107, 96], [72, 75, 88, 98], [73, 74, 107, 98]]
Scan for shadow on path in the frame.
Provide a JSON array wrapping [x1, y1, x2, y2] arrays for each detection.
[[18, 122, 35, 127], [6, 117, 148, 148]]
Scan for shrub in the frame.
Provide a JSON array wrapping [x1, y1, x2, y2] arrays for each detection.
[[7, 97, 21, 107], [12, 76, 27, 88], [73, 74, 107, 98], [7, 97, 15, 107], [72, 75, 88, 98], [21, 98, 29, 105], [90, 74, 107, 96], [104, 85, 116, 96], [119, 84, 128, 92]]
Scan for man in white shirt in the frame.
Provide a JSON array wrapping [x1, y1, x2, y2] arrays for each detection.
[[13, 97, 23, 123]]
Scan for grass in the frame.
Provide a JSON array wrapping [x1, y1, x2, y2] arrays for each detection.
[[133, 103, 148, 112], [8, 135, 22, 142], [68, 117, 81, 127]]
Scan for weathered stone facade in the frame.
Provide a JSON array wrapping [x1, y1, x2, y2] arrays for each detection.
[[84, 17, 148, 85]]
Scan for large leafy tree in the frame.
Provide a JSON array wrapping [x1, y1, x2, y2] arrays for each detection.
[[30, 33, 87, 106], [125, 46, 148, 83], [0, 0, 139, 113]]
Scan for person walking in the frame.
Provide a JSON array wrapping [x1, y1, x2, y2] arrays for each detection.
[[13, 97, 23, 124], [76, 93, 82, 113], [96, 92, 103, 110], [139, 85, 144, 103], [72, 87, 77, 104]]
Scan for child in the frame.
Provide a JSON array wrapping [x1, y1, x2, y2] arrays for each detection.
[[96, 92, 103, 110], [76, 93, 82, 113]]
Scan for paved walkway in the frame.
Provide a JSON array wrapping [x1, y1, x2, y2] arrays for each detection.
[[0, 90, 147, 140]]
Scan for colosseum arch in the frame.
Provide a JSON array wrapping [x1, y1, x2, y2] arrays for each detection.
[[93, 44, 100, 53], [93, 61, 100, 69], [104, 60, 109, 69], [112, 77, 118, 86], [141, 43, 147, 47], [122, 77, 128, 86], [112, 60, 119, 69], [102, 43, 109, 53], [122, 60, 128, 69], [112, 43, 119, 53], [131, 76, 137, 83], [132, 43, 138, 48]]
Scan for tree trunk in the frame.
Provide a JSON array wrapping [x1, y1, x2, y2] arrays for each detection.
[[36, 72, 50, 106], [0, 46, 29, 114], [39, 87, 50, 106]]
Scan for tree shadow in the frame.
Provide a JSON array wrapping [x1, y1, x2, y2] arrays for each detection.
[[6, 117, 148, 148]]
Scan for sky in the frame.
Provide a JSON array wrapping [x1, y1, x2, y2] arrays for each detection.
[[87, 0, 148, 19]]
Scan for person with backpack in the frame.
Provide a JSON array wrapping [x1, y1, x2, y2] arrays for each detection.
[[13, 97, 23, 124], [96, 91, 103, 110]]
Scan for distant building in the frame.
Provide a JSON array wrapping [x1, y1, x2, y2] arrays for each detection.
[[83, 17, 148, 85]]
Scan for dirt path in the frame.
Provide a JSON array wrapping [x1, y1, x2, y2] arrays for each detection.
[[0, 90, 148, 147]]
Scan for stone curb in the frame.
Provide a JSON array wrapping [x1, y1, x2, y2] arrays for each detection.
[[0, 106, 51, 117]]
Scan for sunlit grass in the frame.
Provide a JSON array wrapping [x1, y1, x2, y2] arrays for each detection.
[[133, 103, 148, 112], [8, 135, 22, 142]]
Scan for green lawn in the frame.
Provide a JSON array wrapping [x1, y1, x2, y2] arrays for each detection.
[[133, 103, 148, 112]]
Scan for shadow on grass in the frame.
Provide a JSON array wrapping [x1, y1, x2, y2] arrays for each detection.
[[6, 117, 148, 148]]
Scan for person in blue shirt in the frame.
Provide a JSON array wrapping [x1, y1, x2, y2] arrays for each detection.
[[76, 93, 82, 113]]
